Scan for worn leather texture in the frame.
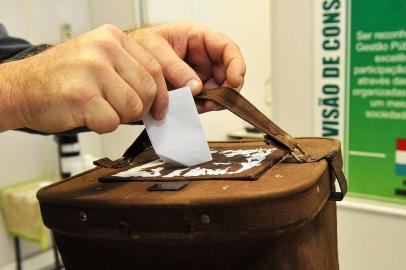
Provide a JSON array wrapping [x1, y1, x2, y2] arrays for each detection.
[[38, 138, 342, 270], [196, 88, 298, 153], [52, 201, 338, 270]]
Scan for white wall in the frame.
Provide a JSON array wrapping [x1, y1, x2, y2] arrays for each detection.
[[271, 0, 314, 136], [337, 198, 406, 270], [88, 0, 135, 30]]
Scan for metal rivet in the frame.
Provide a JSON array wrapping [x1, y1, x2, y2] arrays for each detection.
[[96, 186, 103, 190], [79, 212, 87, 222], [275, 174, 283, 178], [200, 214, 211, 225], [316, 186, 320, 194], [222, 185, 230, 190]]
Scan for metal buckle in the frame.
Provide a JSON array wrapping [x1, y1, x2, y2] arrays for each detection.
[[264, 134, 309, 163], [291, 143, 309, 163]]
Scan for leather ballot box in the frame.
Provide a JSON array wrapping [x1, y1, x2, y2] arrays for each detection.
[[37, 88, 347, 270]]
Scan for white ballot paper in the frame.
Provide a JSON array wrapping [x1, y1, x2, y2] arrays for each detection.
[[143, 86, 212, 167]]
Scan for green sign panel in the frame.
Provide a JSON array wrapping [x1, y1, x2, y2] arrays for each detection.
[[347, 0, 406, 202]]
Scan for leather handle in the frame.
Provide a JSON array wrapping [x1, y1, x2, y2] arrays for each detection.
[[121, 88, 307, 162], [195, 88, 302, 155]]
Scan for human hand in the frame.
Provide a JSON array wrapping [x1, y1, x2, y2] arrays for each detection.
[[127, 22, 246, 112], [0, 24, 168, 133], [0, 23, 246, 133]]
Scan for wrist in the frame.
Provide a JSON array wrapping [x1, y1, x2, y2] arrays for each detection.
[[0, 62, 27, 131]]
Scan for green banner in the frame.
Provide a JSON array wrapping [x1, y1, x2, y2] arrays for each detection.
[[347, 0, 406, 202]]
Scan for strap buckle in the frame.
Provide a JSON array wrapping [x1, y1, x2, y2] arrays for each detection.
[[290, 143, 309, 163], [264, 134, 308, 163]]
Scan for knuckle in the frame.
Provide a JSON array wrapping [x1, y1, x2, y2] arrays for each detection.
[[164, 64, 190, 81], [99, 24, 124, 37], [103, 114, 120, 133], [95, 113, 119, 134], [95, 37, 119, 53], [138, 70, 158, 101], [145, 80, 158, 99], [81, 97, 120, 134], [189, 32, 200, 44], [167, 64, 188, 77], [126, 95, 144, 120], [83, 55, 109, 73], [148, 59, 162, 79], [65, 85, 96, 107], [144, 39, 160, 50]]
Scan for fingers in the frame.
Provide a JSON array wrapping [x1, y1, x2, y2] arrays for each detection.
[[99, 70, 144, 124], [88, 39, 158, 123], [196, 79, 223, 114], [212, 64, 226, 86], [82, 95, 120, 134], [185, 32, 212, 82], [121, 35, 168, 119], [153, 23, 245, 90], [108, 46, 156, 122], [89, 25, 167, 121], [202, 78, 223, 112], [136, 35, 204, 95], [203, 31, 246, 88], [83, 50, 161, 132], [199, 75, 244, 113], [98, 36, 167, 122]]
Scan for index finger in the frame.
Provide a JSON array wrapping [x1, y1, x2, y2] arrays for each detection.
[[121, 35, 169, 120], [202, 30, 246, 88]]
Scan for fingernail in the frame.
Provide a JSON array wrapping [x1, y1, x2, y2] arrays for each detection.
[[155, 110, 166, 120], [238, 75, 244, 86], [187, 79, 201, 92]]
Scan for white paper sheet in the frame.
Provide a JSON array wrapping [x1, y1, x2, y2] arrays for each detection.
[[143, 86, 212, 167]]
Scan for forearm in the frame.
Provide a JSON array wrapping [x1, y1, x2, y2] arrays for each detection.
[[0, 62, 24, 131], [0, 44, 53, 132]]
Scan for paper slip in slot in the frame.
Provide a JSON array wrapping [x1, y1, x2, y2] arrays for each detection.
[[143, 86, 212, 167]]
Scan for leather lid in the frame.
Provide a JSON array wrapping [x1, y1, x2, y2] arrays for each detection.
[[98, 144, 286, 182], [37, 138, 342, 236]]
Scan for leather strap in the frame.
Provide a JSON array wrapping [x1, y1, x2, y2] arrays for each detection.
[[94, 129, 152, 168], [327, 152, 348, 201], [122, 128, 151, 158], [195, 88, 306, 159]]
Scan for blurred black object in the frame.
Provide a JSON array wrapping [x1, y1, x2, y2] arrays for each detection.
[[16, 121, 143, 136]]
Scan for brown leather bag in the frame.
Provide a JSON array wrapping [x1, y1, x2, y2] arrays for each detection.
[[37, 88, 347, 270]]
